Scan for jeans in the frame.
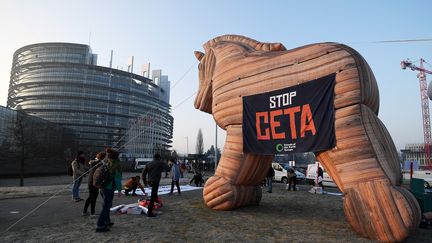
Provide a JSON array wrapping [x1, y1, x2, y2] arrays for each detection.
[[266, 177, 272, 192], [72, 177, 83, 199], [288, 176, 297, 191], [84, 187, 99, 214], [170, 180, 181, 194], [97, 188, 114, 228]]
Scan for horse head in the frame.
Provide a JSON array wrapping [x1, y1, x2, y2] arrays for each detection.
[[194, 35, 287, 115], [193, 49, 215, 114]]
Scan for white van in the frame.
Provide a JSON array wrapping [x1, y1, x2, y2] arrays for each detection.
[[134, 158, 152, 171], [402, 170, 432, 188], [272, 162, 305, 183], [306, 162, 336, 187]]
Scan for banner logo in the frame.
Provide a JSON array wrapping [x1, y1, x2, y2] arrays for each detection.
[[275, 144, 283, 152]]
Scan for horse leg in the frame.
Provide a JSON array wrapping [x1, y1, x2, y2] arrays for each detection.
[[316, 104, 421, 242], [203, 125, 274, 210]]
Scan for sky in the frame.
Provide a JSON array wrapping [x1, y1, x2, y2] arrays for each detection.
[[0, 0, 431, 154]]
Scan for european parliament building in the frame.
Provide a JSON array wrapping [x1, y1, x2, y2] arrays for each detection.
[[7, 43, 173, 158]]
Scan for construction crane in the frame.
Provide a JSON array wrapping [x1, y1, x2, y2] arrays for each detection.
[[401, 58, 432, 169]]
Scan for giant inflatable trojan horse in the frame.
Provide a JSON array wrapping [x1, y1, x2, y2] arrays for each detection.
[[193, 35, 421, 242]]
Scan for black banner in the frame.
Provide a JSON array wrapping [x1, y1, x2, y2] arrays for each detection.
[[242, 74, 336, 154]]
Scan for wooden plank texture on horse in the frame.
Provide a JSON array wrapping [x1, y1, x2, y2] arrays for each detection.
[[193, 35, 421, 242]]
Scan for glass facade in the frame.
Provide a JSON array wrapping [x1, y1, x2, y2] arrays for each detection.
[[0, 106, 15, 144], [7, 43, 173, 155], [0, 105, 78, 176]]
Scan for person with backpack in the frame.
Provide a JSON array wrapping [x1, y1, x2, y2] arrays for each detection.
[[168, 159, 181, 195], [82, 152, 105, 216], [142, 153, 170, 217], [96, 148, 122, 233], [71, 151, 86, 202]]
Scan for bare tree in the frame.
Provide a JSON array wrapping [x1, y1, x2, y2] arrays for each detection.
[[205, 145, 221, 163], [196, 128, 204, 155], [12, 111, 35, 186], [8, 111, 74, 186]]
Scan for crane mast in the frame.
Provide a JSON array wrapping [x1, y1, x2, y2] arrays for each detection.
[[401, 58, 432, 169]]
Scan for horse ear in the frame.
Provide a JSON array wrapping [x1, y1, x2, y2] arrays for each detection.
[[194, 51, 204, 61]]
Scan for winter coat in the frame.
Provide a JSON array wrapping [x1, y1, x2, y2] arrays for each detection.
[[142, 159, 170, 185], [103, 158, 122, 191], [72, 159, 85, 181], [87, 159, 102, 189], [266, 167, 275, 178], [171, 164, 181, 181], [287, 168, 297, 179], [124, 177, 144, 189]]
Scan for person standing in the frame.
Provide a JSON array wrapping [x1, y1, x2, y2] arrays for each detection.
[[96, 148, 122, 233], [169, 159, 181, 195], [142, 154, 170, 217], [317, 166, 324, 190], [287, 168, 297, 191], [72, 151, 86, 202], [83, 152, 105, 216], [266, 166, 275, 193], [180, 162, 186, 178]]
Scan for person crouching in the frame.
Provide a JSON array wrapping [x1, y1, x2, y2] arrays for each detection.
[[124, 176, 146, 196]]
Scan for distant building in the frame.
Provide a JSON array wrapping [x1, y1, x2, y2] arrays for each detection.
[[401, 143, 429, 169], [7, 43, 173, 156]]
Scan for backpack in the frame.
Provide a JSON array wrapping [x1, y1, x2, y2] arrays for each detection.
[[67, 160, 74, 176], [93, 164, 113, 189]]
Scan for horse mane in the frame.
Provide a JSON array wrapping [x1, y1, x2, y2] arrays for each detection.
[[203, 34, 286, 53]]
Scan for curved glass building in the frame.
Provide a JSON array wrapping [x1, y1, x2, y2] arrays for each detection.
[[7, 43, 173, 157]]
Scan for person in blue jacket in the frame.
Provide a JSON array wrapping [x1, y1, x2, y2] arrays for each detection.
[[169, 159, 181, 195]]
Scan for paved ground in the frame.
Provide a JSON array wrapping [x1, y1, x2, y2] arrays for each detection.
[[0, 176, 431, 242]]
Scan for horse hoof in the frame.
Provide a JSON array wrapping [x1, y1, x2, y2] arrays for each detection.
[[203, 175, 262, 210], [343, 180, 421, 242]]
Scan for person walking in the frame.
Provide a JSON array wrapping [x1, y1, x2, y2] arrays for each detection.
[[83, 152, 105, 216], [266, 166, 275, 193], [287, 167, 297, 191], [96, 148, 122, 233], [169, 159, 181, 195], [142, 154, 170, 217], [71, 151, 86, 202]]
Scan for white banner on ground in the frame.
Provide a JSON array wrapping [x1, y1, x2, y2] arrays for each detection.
[[115, 185, 202, 196], [308, 187, 343, 196]]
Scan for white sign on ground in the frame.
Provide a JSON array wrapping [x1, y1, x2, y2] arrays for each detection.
[[115, 185, 202, 196]]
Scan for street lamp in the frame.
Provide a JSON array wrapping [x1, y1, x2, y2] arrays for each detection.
[[215, 124, 218, 171], [185, 136, 189, 154]]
